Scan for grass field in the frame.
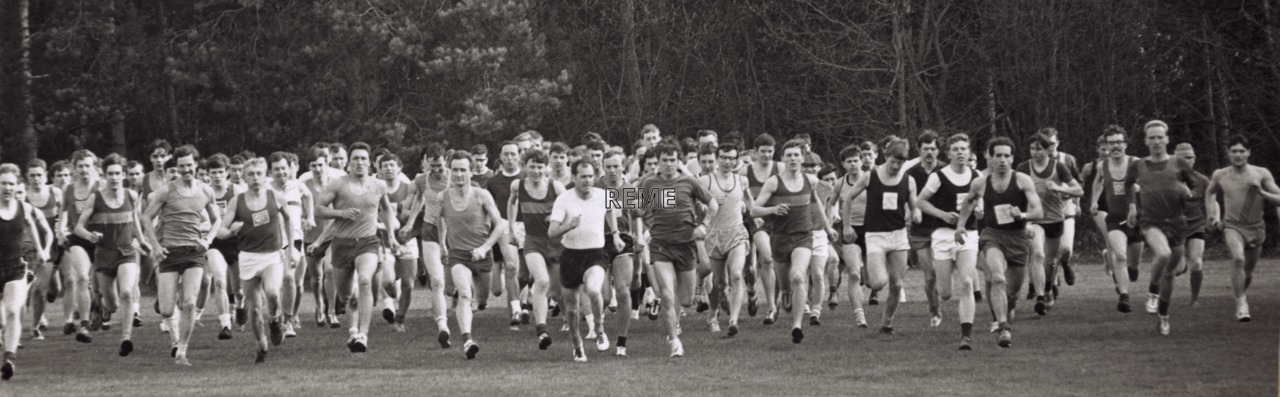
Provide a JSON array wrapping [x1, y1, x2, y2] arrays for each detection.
[[3, 259, 1277, 396]]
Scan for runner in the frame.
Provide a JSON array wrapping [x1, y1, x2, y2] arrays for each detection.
[[1089, 125, 1146, 313], [1125, 120, 1202, 335], [1079, 135, 1116, 281], [834, 145, 868, 328], [549, 142, 573, 186], [904, 131, 942, 327], [437, 150, 507, 359], [837, 137, 916, 336], [399, 143, 452, 347], [698, 143, 752, 336], [222, 157, 292, 362], [753, 138, 825, 343], [142, 145, 221, 365], [599, 151, 639, 355], [312, 142, 397, 353], [549, 159, 620, 362], [1016, 132, 1081, 315], [915, 134, 981, 349], [269, 152, 312, 337], [59, 150, 100, 343], [637, 141, 715, 356], [73, 155, 149, 357], [739, 134, 780, 324], [484, 141, 523, 323], [301, 147, 341, 329], [1041, 128, 1082, 292], [803, 151, 837, 326], [25, 160, 62, 340], [955, 136, 1043, 348], [206, 157, 242, 340], [1205, 134, 1280, 322], [0, 164, 50, 380], [507, 149, 566, 349], [1172, 143, 1209, 307]]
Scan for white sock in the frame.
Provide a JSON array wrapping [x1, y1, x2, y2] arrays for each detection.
[[510, 300, 521, 316], [585, 314, 595, 334], [436, 317, 449, 333], [131, 301, 141, 316], [219, 313, 232, 328], [384, 297, 396, 311], [176, 343, 188, 357]]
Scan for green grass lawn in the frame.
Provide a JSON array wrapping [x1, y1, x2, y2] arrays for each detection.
[[4, 259, 1277, 396]]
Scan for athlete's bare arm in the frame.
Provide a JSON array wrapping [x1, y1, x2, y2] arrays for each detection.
[[1205, 169, 1224, 229], [1018, 173, 1044, 222]]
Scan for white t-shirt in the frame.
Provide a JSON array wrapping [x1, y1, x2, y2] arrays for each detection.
[[550, 187, 608, 250]]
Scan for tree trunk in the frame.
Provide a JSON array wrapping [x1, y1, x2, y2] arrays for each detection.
[[620, 0, 644, 137], [19, 0, 36, 164], [158, 0, 179, 141], [891, 0, 908, 133], [110, 111, 128, 156]]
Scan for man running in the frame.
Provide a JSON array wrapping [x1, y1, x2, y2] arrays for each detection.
[[1041, 128, 1082, 291], [0, 163, 50, 380], [754, 138, 826, 343], [955, 136, 1042, 348], [1171, 144, 1209, 306], [637, 141, 715, 356], [222, 157, 292, 362], [599, 151, 639, 355], [60, 150, 101, 343], [269, 152, 312, 337], [1090, 125, 1146, 313], [485, 141, 523, 323], [206, 157, 241, 340], [549, 160, 621, 362], [73, 155, 150, 357], [312, 142, 397, 353], [838, 137, 916, 336], [438, 150, 507, 359], [302, 147, 341, 328], [507, 149, 565, 349], [400, 143, 452, 347], [834, 145, 868, 328], [699, 143, 752, 336], [143, 145, 221, 365], [904, 131, 942, 327], [374, 152, 417, 332], [1016, 133, 1082, 315], [915, 134, 982, 349], [25, 160, 62, 340], [740, 134, 780, 323], [1124, 120, 1202, 335], [1206, 135, 1280, 322]]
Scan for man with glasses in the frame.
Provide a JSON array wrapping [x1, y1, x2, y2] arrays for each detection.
[[698, 143, 753, 336], [1090, 125, 1145, 313]]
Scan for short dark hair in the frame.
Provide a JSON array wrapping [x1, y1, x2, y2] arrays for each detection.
[[717, 143, 739, 156], [680, 137, 698, 154], [521, 149, 548, 165], [986, 136, 1016, 155], [102, 154, 127, 171], [328, 142, 347, 154], [229, 154, 247, 166], [308, 148, 329, 164], [916, 130, 939, 148], [860, 140, 878, 152], [581, 132, 604, 145], [1025, 133, 1052, 150], [150, 139, 172, 155], [1103, 125, 1127, 140], [269, 152, 291, 167], [818, 165, 840, 179], [570, 159, 595, 176], [173, 145, 200, 161], [1037, 127, 1059, 138], [839, 145, 861, 162], [349, 142, 372, 157], [378, 152, 401, 167], [127, 160, 142, 171], [585, 140, 606, 153], [653, 142, 681, 158], [697, 130, 717, 139], [946, 133, 970, 149], [795, 133, 812, 144], [1225, 134, 1249, 149], [697, 142, 717, 157], [450, 150, 473, 167], [469, 144, 488, 156], [883, 138, 909, 160], [50, 161, 70, 174], [420, 142, 446, 161], [26, 159, 46, 172], [206, 158, 227, 170], [781, 138, 806, 153], [753, 134, 776, 148], [550, 142, 569, 155]]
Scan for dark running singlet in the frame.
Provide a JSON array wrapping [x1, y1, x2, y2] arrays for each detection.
[[0, 202, 26, 269], [928, 167, 977, 230], [88, 191, 137, 251], [64, 181, 99, 237], [1129, 158, 1195, 223], [516, 179, 555, 239], [30, 186, 60, 231], [234, 190, 282, 253], [864, 169, 909, 233], [764, 174, 813, 235], [484, 170, 521, 219], [746, 162, 778, 199], [211, 186, 239, 253], [983, 174, 1028, 231], [1101, 156, 1136, 221]]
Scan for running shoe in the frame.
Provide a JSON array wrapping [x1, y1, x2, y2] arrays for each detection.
[[669, 338, 684, 358], [348, 334, 367, 353], [316, 310, 327, 328], [998, 329, 1012, 348], [573, 347, 587, 363], [1236, 300, 1251, 322], [382, 308, 396, 324], [509, 314, 521, 331], [616, 336, 627, 357], [1146, 293, 1159, 315], [727, 323, 739, 337], [2, 358, 15, 380], [284, 323, 297, 338], [269, 320, 285, 346], [236, 307, 248, 326], [747, 294, 758, 317], [119, 340, 133, 357], [854, 309, 868, 328], [438, 330, 451, 348], [170, 344, 178, 358], [1062, 262, 1076, 286], [868, 292, 879, 306], [959, 336, 972, 351], [464, 339, 480, 359], [708, 320, 721, 333], [1127, 267, 1139, 283], [1035, 300, 1047, 316], [791, 327, 804, 344], [1157, 315, 1170, 335], [827, 289, 838, 309], [328, 314, 341, 329], [763, 310, 777, 325], [132, 314, 143, 328], [1117, 295, 1132, 313], [879, 326, 894, 336], [596, 331, 610, 352], [810, 315, 821, 327], [255, 349, 268, 364], [990, 321, 1000, 333], [929, 315, 942, 327], [550, 301, 561, 317], [538, 333, 552, 350], [75, 328, 92, 343], [30, 329, 43, 341], [174, 355, 191, 366], [520, 309, 531, 325], [218, 326, 233, 340], [647, 299, 660, 321]]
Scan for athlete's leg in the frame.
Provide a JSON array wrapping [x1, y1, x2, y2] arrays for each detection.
[[281, 247, 299, 325], [2, 278, 30, 370], [1027, 225, 1047, 304], [1142, 227, 1179, 323], [205, 250, 231, 330], [865, 250, 889, 293], [31, 259, 54, 335], [96, 273, 119, 321], [353, 253, 379, 337], [652, 261, 681, 341], [175, 266, 205, 364], [984, 248, 1010, 325], [563, 284, 584, 353], [526, 252, 551, 335], [806, 246, 826, 321], [707, 256, 726, 328], [421, 241, 449, 335], [242, 277, 268, 353], [753, 232, 777, 316], [1185, 237, 1205, 305], [60, 247, 92, 331], [1058, 218, 1076, 285], [1224, 229, 1250, 313], [916, 244, 939, 322], [725, 245, 747, 327], [611, 253, 636, 344], [955, 249, 978, 338], [394, 257, 416, 327], [1107, 230, 1132, 295], [839, 243, 866, 323], [378, 252, 398, 323], [934, 258, 955, 301], [583, 265, 608, 346], [882, 249, 908, 329]]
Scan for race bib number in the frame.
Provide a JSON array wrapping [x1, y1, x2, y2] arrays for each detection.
[[955, 193, 968, 211], [1111, 182, 1125, 195], [994, 204, 1018, 225], [251, 210, 270, 227], [882, 192, 899, 211], [75, 199, 92, 213]]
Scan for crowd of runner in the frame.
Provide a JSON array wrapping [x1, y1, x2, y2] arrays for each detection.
[[0, 121, 1275, 378]]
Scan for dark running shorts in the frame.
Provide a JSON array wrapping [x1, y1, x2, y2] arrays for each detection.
[[331, 236, 381, 270], [650, 240, 697, 272], [979, 228, 1031, 268], [560, 248, 608, 289], [1140, 218, 1187, 247], [305, 240, 332, 259], [94, 247, 139, 278], [158, 245, 208, 274], [449, 249, 494, 274], [67, 234, 96, 259], [419, 222, 440, 244], [1038, 221, 1065, 239], [0, 259, 30, 294], [524, 235, 563, 265], [1105, 213, 1143, 242], [771, 231, 813, 264], [605, 233, 635, 260]]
